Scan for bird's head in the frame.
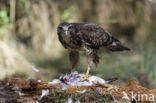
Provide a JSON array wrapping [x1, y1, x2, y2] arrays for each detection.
[[57, 22, 73, 36]]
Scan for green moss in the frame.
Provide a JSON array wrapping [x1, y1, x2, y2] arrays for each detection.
[[40, 90, 116, 103]]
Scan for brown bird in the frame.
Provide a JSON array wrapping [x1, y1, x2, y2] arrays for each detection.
[[57, 22, 130, 81]]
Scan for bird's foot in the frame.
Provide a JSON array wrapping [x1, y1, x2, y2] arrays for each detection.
[[81, 74, 90, 81]]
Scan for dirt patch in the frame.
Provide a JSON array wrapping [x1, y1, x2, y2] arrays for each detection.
[[0, 80, 19, 103]]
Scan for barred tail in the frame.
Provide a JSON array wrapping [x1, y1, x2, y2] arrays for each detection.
[[107, 37, 131, 52], [107, 44, 130, 52]]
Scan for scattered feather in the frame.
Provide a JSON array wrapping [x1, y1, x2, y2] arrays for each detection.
[[48, 79, 60, 84], [76, 89, 87, 94], [75, 100, 80, 103], [40, 89, 49, 98], [66, 98, 73, 103], [37, 80, 41, 82], [36, 101, 39, 103], [32, 66, 40, 72]]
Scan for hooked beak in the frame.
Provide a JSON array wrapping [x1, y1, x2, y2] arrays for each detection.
[[63, 26, 68, 31]]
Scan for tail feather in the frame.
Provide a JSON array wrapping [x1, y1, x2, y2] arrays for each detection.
[[107, 44, 130, 52], [106, 36, 130, 52]]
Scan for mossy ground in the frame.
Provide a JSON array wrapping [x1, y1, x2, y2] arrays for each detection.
[[40, 90, 128, 103]]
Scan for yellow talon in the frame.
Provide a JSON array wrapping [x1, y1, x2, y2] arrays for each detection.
[[81, 66, 90, 81], [81, 74, 90, 81]]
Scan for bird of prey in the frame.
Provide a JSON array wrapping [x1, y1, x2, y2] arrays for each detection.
[[57, 22, 130, 81]]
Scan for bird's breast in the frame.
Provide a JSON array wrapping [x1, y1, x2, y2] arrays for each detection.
[[60, 35, 84, 51], [61, 34, 71, 44]]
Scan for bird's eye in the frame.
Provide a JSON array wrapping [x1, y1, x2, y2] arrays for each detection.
[[68, 26, 73, 29], [58, 26, 63, 30]]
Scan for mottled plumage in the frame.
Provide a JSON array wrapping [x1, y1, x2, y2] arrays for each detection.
[[57, 22, 130, 76]]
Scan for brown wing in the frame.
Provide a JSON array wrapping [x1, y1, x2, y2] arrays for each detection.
[[76, 23, 113, 48]]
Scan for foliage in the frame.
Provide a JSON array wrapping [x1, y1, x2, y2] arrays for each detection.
[[61, 6, 76, 22], [17, 0, 30, 15], [0, 5, 12, 36]]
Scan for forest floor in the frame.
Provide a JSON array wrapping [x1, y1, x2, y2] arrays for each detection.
[[0, 80, 19, 103], [0, 76, 155, 103]]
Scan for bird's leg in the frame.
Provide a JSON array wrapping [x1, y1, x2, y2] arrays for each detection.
[[86, 65, 90, 76], [69, 50, 79, 73], [81, 48, 99, 81], [81, 65, 90, 81]]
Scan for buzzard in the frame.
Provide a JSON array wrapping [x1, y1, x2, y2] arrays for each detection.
[[57, 22, 130, 81]]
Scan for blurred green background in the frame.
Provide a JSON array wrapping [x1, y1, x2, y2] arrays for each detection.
[[0, 0, 155, 88]]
